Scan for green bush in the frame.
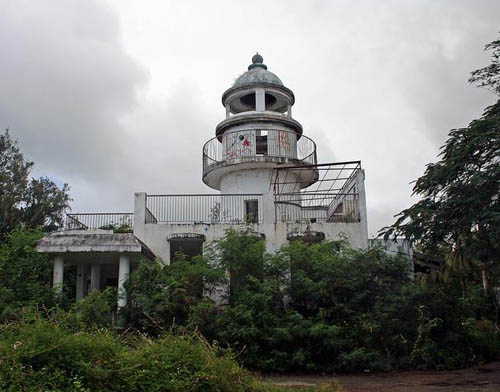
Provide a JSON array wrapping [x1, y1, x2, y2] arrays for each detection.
[[0, 227, 57, 320], [0, 314, 335, 392], [5, 227, 495, 377], [202, 239, 416, 372], [119, 230, 500, 373], [122, 252, 225, 334], [72, 287, 117, 329]]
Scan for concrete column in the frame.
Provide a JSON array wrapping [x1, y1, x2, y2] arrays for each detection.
[[89, 263, 101, 292], [287, 105, 292, 117], [356, 169, 369, 249], [76, 264, 85, 301], [134, 192, 147, 239], [255, 88, 265, 111], [165, 240, 171, 265], [262, 192, 276, 225], [118, 255, 130, 308], [225, 104, 230, 118], [53, 255, 64, 292]]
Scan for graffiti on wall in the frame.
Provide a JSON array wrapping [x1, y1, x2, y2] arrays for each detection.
[[223, 131, 256, 159]]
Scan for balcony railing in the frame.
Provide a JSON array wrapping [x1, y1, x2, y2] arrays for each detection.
[[146, 194, 263, 224], [203, 128, 316, 174], [274, 193, 360, 223], [65, 213, 134, 231]]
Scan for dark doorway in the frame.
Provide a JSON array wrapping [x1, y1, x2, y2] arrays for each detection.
[[245, 199, 259, 224]]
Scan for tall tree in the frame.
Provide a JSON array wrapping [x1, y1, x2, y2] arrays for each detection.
[[0, 129, 71, 238], [469, 35, 500, 95], [381, 35, 500, 294]]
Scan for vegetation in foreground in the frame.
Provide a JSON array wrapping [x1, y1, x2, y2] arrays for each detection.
[[2, 227, 499, 375], [0, 311, 340, 391], [121, 230, 500, 373]]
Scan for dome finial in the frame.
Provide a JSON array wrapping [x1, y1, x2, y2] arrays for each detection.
[[248, 52, 267, 70], [252, 52, 263, 64]]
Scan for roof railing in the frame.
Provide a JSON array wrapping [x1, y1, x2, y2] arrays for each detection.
[[65, 213, 134, 231], [145, 194, 263, 224], [203, 128, 316, 175]]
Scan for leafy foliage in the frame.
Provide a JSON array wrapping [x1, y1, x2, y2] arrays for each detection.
[[207, 240, 410, 372], [0, 312, 338, 392], [0, 226, 498, 376], [0, 227, 57, 320], [0, 129, 71, 239], [469, 35, 500, 95], [381, 34, 500, 293], [121, 230, 500, 372], [122, 252, 225, 334], [382, 102, 500, 274], [98, 223, 133, 233], [72, 287, 117, 329]]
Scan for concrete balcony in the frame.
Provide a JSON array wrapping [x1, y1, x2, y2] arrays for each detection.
[[202, 128, 317, 190], [65, 213, 134, 231]]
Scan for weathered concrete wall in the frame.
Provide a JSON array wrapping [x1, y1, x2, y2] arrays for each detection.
[[219, 167, 300, 194], [369, 238, 414, 278], [133, 166, 369, 264], [36, 230, 146, 254], [134, 219, 367, 264]]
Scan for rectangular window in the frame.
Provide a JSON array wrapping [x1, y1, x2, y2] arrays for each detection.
[[245, 199, 259, 224], [256, 131, 267, 155]]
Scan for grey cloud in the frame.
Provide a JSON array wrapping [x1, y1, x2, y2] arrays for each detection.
[[2, 0, 500, 236], [0, 0, 148, 184]]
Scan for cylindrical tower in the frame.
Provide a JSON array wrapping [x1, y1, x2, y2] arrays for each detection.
[[202, 54, 318, 195]]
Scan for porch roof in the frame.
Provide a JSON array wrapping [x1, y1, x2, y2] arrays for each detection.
[[36, 230, 155, 260]]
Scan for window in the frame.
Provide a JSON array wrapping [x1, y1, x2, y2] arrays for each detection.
[[256, 130, 268, 155], [245, 199, 259, 224], [240, 92, 256, 110]]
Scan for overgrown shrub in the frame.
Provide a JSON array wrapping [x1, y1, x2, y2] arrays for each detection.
[[122, 252, 225, 334], [122, 230, 500, 372], [3, 227, 497, 378], [0, 313, 338, 391], [72, 287, 117, 329], [0, 227, 57, 320]]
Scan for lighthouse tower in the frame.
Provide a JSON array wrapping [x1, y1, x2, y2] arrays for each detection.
[[202, 54, 318, 223], [129, 53, 368, 262], [38, 53, 369, 306]]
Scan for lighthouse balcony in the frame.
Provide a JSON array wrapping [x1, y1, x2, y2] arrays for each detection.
[[203, 128, 317, 189]]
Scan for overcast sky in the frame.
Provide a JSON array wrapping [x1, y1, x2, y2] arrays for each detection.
[[1, 0, 498, 237]]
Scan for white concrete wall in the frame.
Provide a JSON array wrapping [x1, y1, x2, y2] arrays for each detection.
[[133, 166, 369, 264], [222, 129, 298, 161], [220, 168, 298, 194], [369, 238, 414, 278], [219, 168, 303, 223], [134, 220, 367, 264]]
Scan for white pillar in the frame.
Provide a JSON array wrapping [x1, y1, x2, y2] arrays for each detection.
[[76, 264, 85, 301], [255, 88, 265, 111], [134, 192, 147, 239], [53, 255, 64, 292], [356, 169, 369, 249], [89, 263, 101, 292], [225, 104, 230, 118], [262, 192, 275, 225], [165, 240, 171, 265], [118, 255, 130, 308]]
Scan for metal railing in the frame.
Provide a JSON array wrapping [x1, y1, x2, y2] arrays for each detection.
[[65, 213, 134, 230], [203, 128, 316, 174], [146, 194, 263, 224], [274, 193, 360, 223], [271, 161, 362, 223]]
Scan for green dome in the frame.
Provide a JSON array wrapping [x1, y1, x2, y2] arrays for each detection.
[[233, 53, 283, 87]]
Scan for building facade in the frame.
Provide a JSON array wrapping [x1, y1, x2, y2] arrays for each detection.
[[37, 54, 369, 306]]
